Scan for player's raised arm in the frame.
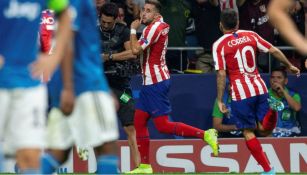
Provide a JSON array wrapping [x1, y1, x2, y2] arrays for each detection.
[[130, 19, 143, 55], [268, 0, 307, 55]]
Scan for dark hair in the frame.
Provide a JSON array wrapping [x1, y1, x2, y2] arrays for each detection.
[[271, 66, 288, 78], [220, 8, 238, 30], [145, 0, 161, 13], [100, 2, 119, 19]]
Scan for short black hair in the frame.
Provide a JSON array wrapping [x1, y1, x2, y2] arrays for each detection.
[[100, 2, 119, 19], [220, 8, 238, 30], [271, 66, 288, 78], [145, 0, 161, 13]]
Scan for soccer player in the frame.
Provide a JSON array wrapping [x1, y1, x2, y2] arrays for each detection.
[[213, 9, 300, 175], [268, 0, 307, 69], [127, 0, 219, 173], [0, 0, 70, 173], [40, 0, 120, 174]]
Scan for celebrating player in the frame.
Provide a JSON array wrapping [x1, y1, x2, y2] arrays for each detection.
[[213, 9, 300, 175]]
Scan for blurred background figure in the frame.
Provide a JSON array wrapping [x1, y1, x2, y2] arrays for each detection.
[[194, 0, 222, 73], [269, 67, 302, 137], [238, 0, 276, 73]]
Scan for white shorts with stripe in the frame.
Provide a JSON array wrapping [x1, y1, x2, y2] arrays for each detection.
[[0, 85, 47, 155], [47, 91, 119, 149]]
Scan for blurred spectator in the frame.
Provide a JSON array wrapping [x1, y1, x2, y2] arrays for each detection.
[[112, 0, 140, 26], [193, 0, 222, 73], [219, 0, 239, 13], [96, 0, 109, 17], [275, 0, 305, 71], [117, 3, 127, 24], [269, 67, 302, 137], [160, 0, 192, 72], [238, 0, 276, 73], [212, 83, 242, 138], [134, 0, 145, 9]]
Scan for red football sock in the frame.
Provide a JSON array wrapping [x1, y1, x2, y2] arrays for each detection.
[[153, 116, 204, 139], [262, 109, 277, 131], [246, 137, 271, 172], [134, 109, 150, 164]]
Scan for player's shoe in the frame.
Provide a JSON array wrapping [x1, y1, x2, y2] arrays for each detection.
[[126, 164, 153, 174], [261, 167, 275, 175], [204, 128, 219, 156], [268, 96, 284, 111]]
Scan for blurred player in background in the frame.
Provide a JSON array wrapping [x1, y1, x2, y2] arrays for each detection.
[[268, 0, 307, 69], [213, 9, 300, 175], [127, 0, 219, 173], [39, 0, 120, 174], [0, 0, 70, 173]]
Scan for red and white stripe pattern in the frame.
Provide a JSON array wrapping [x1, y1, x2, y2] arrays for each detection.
[[40, 10, 55, 53], [138, 16, 170, 85], [213, 30, 272, 101], [219, 0, 238, 13]]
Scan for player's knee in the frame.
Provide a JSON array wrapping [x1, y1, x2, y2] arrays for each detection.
[[124, 125, 136, 136]]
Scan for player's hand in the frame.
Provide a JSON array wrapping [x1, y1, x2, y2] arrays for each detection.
[[217, 101, 228, 114], [60, 88, 75, 116], [30, 53, 60, 83], [288, 65, 300, 77], [0, 55, 4, 70], [271, 82, 284, 95], [305, 59, 307, 69], [131, 19, 141, 30]]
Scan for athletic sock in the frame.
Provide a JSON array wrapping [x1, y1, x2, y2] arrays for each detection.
[[96, 155, 118, 174], [246, 137, 271, 172], [153, 116, 204, 139], [262, 109, 277, 131], [40, 153, 60, 174]]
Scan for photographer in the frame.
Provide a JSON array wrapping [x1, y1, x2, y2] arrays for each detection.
[[98, 2, 140, 168]]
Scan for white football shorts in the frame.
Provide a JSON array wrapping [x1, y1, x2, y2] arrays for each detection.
[[0, 85, 47, 155]]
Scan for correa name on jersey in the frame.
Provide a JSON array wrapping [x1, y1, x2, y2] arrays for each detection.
[[227, 36, 252, 47]]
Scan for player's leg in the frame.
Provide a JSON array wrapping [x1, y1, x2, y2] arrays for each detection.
[[123, 125, 140, 167], [69, 91, 119, 174], [243, 129, 273, 173], [9, 86, 47, 173], [257, 94, 278, 136], [152, 115, 218, 156], [0, 89, 9, 173], [232, 96, 274, 173], [41, 108, 73, 174], [115, 88, 140, 168]]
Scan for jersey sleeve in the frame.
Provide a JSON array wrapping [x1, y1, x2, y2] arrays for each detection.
[[212, 99, 224, 118], [48, 0, 69, 13], [138, 23, 163, 50], [253, 32, 272, 53], [212, 39, 226, 70], [292, 92, 301, 103], [122, 26, 130, 43]]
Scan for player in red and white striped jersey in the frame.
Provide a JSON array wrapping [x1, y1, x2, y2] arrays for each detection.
[[213, 29, 271, 101], [137, 15, 170, 85], [40, 10, 55, 54], [127, 0, 219, 173], [214, 9, 300, 175]]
